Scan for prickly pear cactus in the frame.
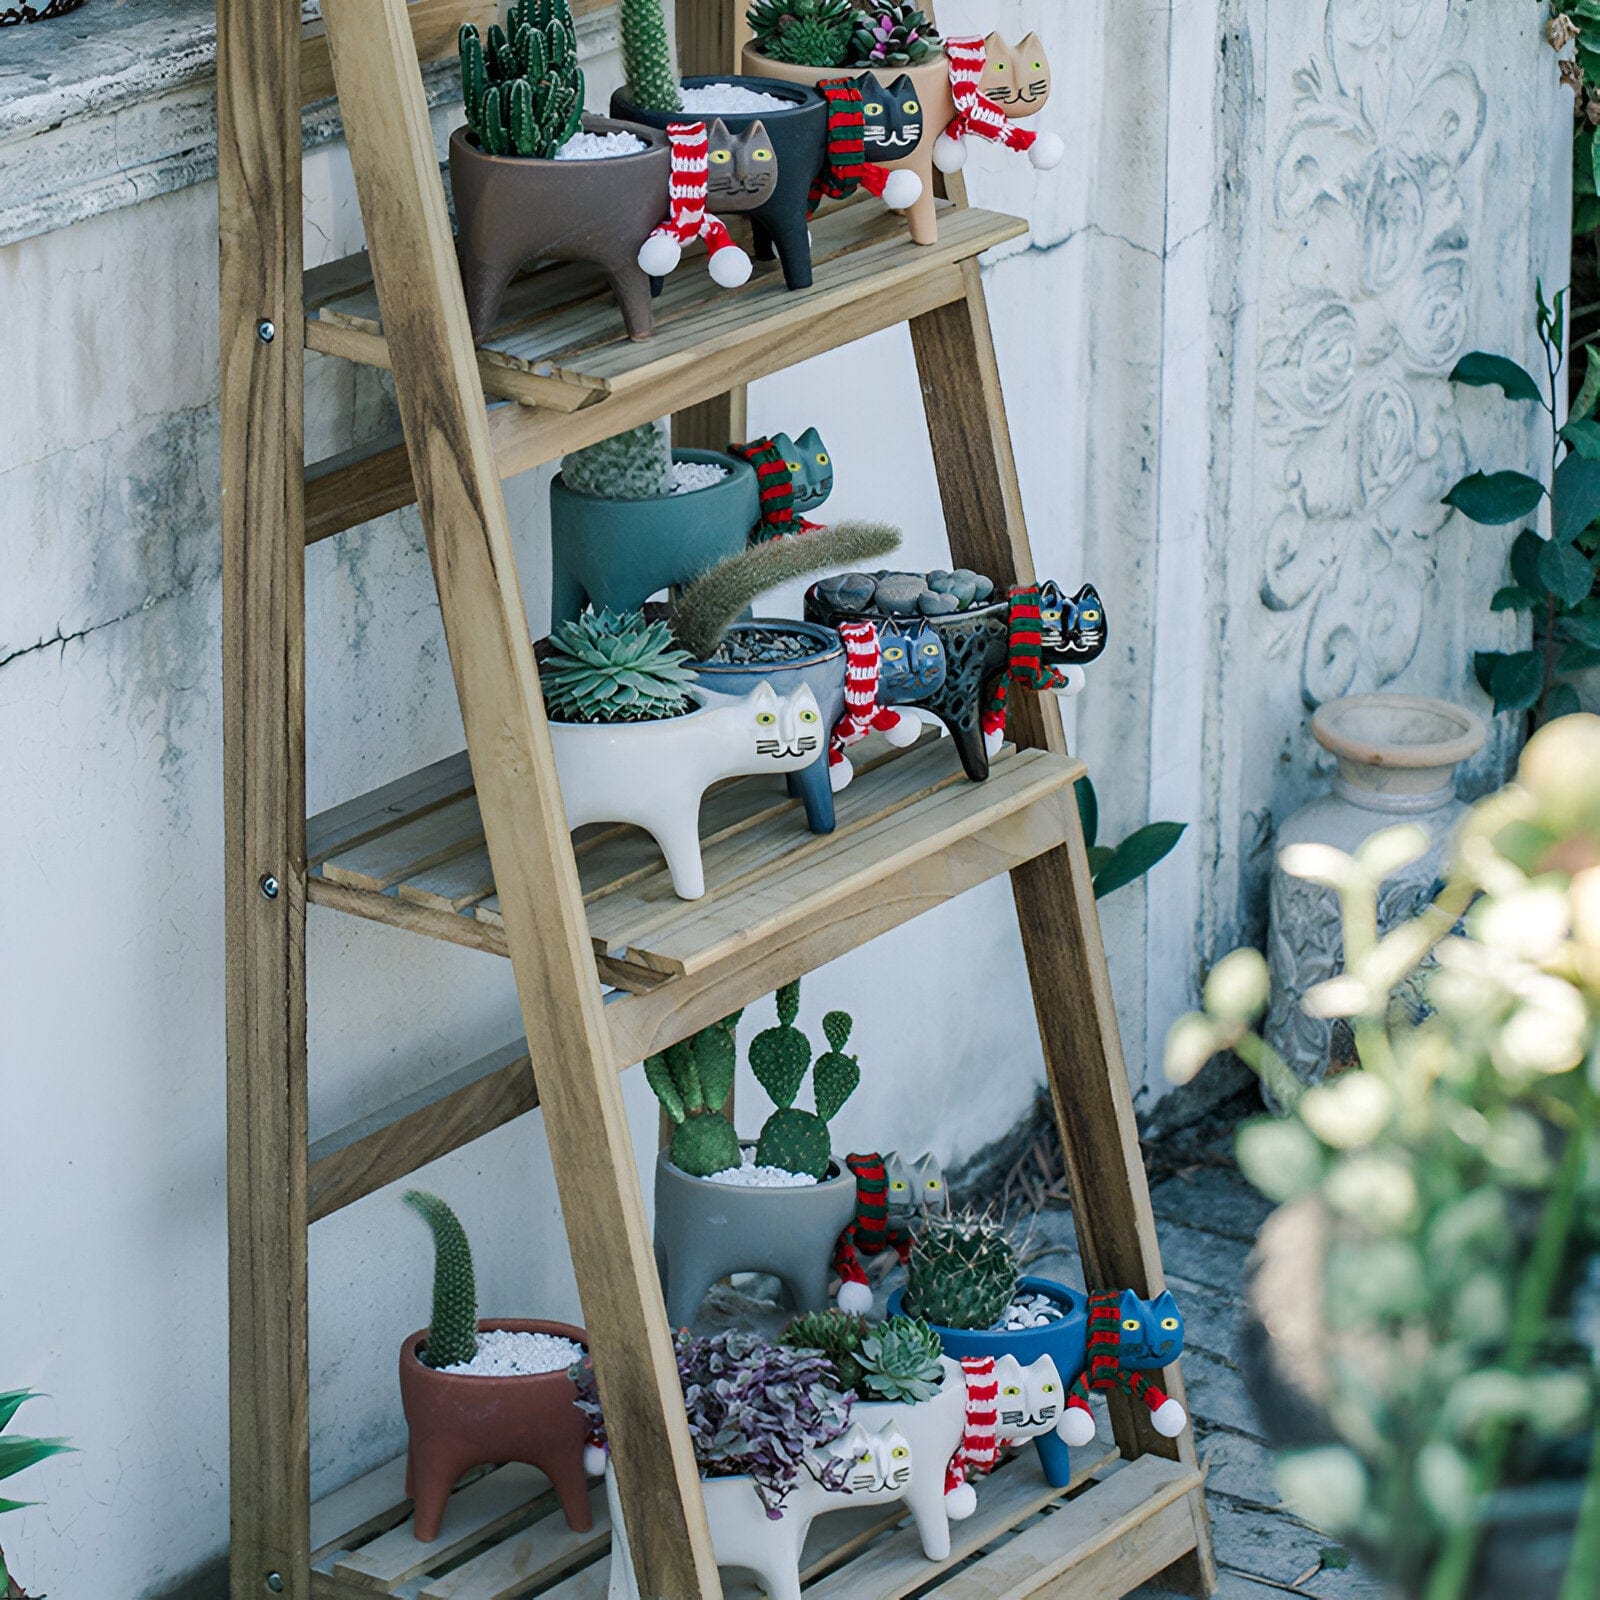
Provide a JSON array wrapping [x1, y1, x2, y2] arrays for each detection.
[[813, 1010, 861, 1123], [751, 984, 860, 1179], [645, 1015, 743, 1176], [748, 981, 811, 1111]]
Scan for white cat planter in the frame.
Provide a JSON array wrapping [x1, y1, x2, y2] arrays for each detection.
[[547, 681, 825, 900]]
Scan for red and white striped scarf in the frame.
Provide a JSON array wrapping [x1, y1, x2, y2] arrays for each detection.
[[942, 35, 1039, 156], [830, 621, 909, 770], [944, 1355, 1001, 1497], [639, 122, 747, 282]]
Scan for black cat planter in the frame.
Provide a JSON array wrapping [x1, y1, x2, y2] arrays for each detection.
[[805, 571, 1107, 783]]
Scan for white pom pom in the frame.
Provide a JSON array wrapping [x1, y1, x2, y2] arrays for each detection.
[[932, 133, 967, 173], [836, 1279, 874, 1315], [584, 1444, 609, 1477], [830, 757, 855, 793], [882, 711, 921, 748], [708, 246, 752, 288], [945, 1481, 977, 1520], [881, 169, 922, 211], [1029, 131, 1065, 171], [1151, 1399, 1188, 1438], [1057, 1407, 1096, 1448], [636, 233, 681, 276], [1047, 664, 1087, 700], [984, 727, 1004, 758]]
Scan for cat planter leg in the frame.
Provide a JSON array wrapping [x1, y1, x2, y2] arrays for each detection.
[[649, 808, 708, 901], [598, 263, 656, 344], [1031, 1426, 1074, 1489], [748, 196, 815, 291], [786, 760, 836, 834], [946, 700, 992, 783]]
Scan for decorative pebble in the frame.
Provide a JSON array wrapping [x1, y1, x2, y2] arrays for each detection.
[[999, 1292, 1066, 1331], [817, 571, 878, 612], [671, 460, 731, 494], [707, 626, 817, 663], [873, 573, 927, 615], [679, 83, 794, 113], [926, 570, 956, 592], [439, 1329, 585, 1376], [918, 591, 959, 615], [965, 571, 995, 602], [702, 1151, 818, 1187], [554, 130, 649, 160]]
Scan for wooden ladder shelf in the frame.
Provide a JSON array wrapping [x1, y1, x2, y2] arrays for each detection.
[[219, 1, 1217, 1596]]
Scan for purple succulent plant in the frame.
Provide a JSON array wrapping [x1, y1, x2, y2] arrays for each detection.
[[571, 1328, 853, 1517]]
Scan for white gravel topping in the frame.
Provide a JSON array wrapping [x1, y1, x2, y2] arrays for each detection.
[[554, 130, 649, 160], [671, 460, 732, 494], [439, 1329, 585, 1376], [1000, 1292, 1066, 1330], [702, 1151, 818, 1187], [679, 83, 794, 114]]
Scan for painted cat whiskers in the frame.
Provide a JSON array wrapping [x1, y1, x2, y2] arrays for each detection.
[[1059, 1289, 1188, 1448], [934, 32, 1063, 173]]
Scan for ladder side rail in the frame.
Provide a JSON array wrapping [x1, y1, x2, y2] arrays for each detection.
[[317, 3, 722, 1594]]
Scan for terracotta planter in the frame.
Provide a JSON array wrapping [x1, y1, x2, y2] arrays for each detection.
[[691, 621, 847, 835], [609, 78, 827, 290], [740, 50, 953, 245], [546, 681, 826, 899], [449, 118, 671, 344], [399, 1318, 590, 1543], [548, 449, 759, 627], [653, 1147, 858, 1326]]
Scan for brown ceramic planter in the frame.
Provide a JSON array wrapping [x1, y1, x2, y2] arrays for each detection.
[[449, 117, 671, 344], [399, 1318, 591, 1542], [740, 49, 953, 245]]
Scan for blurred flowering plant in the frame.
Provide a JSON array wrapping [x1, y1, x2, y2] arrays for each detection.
[[1167, 714, 1600, 1599], [572, 1328, 853, 1517]]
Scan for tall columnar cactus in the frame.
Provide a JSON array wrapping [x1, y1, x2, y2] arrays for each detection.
[[620, 0, 683, 112], [903, 1209, 1021, 1331], [670, 520, 903, 661], [460, 0, 584, 159], [750, 982, 860, 1178], [645, 1014, 744, 1175], [560, 422, 674, 500], [403, 1190, 480, 1368]]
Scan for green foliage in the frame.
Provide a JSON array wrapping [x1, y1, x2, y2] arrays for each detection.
[[855, 1316, 944, 1402], [1445, 283, 1600, 728], [780, 1310, 869, 1392], [560, 423, 674, 500], [1073, 776, 1185, 900], [403, 1191, 479, 1369], [848, 3, 943, 67], [646, 1015, 744, 1176], [670, 520, 903, 661], [746, 0, 855, 66], [749, 981, 860, 1178], [904, 1209, 1021, 1331], [1164, 713, 1600, 1600], [459, 0, 583, 159], [541, 608, 696, 723], [620, 0, 682, 111], [0, 1389, 72, 1594]]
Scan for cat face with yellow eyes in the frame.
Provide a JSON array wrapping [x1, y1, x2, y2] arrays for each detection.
[[993, 1353, 1065, 1440], [886, 1151, 946, 1221], [704, 118, 780, 211], [853, 71, 924, 160], [978, 32, 1051, 116], [770, 426, 833, 511]]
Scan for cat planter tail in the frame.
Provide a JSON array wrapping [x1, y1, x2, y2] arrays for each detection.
[[399, 1318, 591, 1543], [545, 680, 825, 900], [932, 33, 1062, 176], [548, 449, 760, 626], [449, 118, 671, 343], [653, 1147, 857, 1326]]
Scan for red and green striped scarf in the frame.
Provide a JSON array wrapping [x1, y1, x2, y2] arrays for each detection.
[[980, 584, 1069, 741], [807, 78, 901, 217], [728, 436, 824, 541], [1066, 1289, 1172, 1421]]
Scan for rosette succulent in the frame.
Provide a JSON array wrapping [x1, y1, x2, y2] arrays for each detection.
[[855, 1315, 944, 1402], [781, 1309, 871, 1392], [540, 608, 696, 723], [746, 0, 855, 66], [848, 3, 941, 67]]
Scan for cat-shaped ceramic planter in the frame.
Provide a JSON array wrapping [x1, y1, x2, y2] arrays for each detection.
[[691, 621, 846, 836], [548, 449, 760, 627], [449, 116, 671, 343], [547, 681, 825, 900], [653, 1146, 858, 1326], [611, 78, 827, 291], [399, 1318, 591, 1543]]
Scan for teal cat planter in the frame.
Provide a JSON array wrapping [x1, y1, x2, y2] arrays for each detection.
[[548, 449, 759, 627], [692, 620, 845, 835]]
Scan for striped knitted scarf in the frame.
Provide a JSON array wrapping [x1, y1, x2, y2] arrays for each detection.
[[638, 122, 748, 285], [941, 35, 1040, 156], [830, 620, 912, 770], [980, 585, 1068, 745], [726, 437, 823, 539], [1062, 1290, 1175, 1435], [807, 79, 913, 215], [830, 1152, 913, 1306], [944, 1355, 1001, 1498]]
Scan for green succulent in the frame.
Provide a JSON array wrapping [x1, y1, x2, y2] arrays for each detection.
[[749, 982, 860, 1178], [460, 0, 584, 159], [904, 1208, 1021, 1331], [403, 1190, 480, 1368], [561, 423, 673, 500], [847, 2, 942, 67], [746, 0, 854, 66], [541, 608, 696, 723], [856, 1315, 944, 1402], [781, 1308, 869, 1392], [645, 1014, 744, 1176]]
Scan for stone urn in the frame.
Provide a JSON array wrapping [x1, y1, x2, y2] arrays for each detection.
[[1264, 693, 1486, 1093]]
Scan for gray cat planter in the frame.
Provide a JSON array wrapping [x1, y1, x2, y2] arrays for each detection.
[[654, 1147, 857, 1327], [548, 449, 760, 627], [692, 620, 846, 835]]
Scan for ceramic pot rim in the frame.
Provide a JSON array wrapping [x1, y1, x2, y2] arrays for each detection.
[[656, 1145, 850, 1186], [402, 1318, 588, 1387], [667, 74, 825, 113], [449, 115, 670, 170], [693, 618, 845, 674], [1311, 693, 1487, 770], [804, 580, 1007, 624], [552, 447, 752, 505]]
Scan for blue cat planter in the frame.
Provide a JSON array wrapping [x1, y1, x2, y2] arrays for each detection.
[[693, 620, 845, 834]]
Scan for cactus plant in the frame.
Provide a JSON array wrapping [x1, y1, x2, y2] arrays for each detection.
[[750, 982, 860, 1179], [459, 0, 584, 159], [780, 1308, 870, 1392], [669, 519, 903, 661], [855, 1315, 944, 1402], [403, 1190, 480, 1368], [746, 0, 856, 66], [645, 1013, 744, 1176], [541, 608, 696, 723], [620, 0, 683, 111], [847, 3, 942, 67], [560, 422, 674, 500], [903, 1208, 1022, 1331]]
